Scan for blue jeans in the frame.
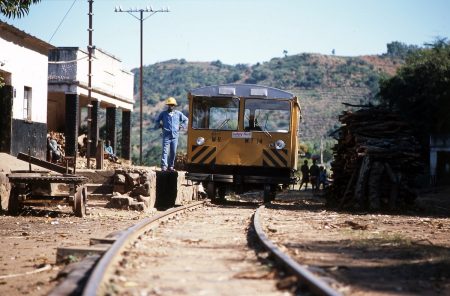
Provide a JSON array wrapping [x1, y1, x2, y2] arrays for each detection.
[[161, 136, 178, 169]]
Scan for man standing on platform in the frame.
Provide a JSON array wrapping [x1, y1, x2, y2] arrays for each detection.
[[155, 97, 188, 171]]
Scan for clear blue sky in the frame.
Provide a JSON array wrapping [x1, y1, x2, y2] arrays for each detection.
[[3, 0, 449, 70]]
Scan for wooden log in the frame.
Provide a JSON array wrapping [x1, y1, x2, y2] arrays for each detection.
[[353, 156, 371, 207], [367, 161, 385, 210], [338, 169, 358, 209], [384, 163, 400, 210]]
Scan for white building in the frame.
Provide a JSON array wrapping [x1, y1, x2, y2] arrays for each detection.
[[0, 21, 54, 159], [48, 47, 134, 159], [1, 21, 135, 162]]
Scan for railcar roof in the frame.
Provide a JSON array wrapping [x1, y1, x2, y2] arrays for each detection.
[[190, 84, 294, 100]]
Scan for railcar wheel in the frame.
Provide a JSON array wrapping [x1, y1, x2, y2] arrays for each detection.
[[74, 185, 86, 218], [82, 185, 89, 214], [218, 186, 226, 201], [263, 184, 276, 203], [206, 182, 216, 202], [8, 186, 22, 216]]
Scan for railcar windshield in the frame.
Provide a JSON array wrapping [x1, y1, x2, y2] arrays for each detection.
[[191, 96, 239, 130], [244, 99, 291, 133]]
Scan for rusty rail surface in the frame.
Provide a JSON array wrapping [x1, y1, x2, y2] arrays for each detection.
[[82, 200, 206, 296], [253, 205, 342, 296]]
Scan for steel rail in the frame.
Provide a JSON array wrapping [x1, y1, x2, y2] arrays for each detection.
[[253, 205, 342, 296], [82, 200, 205, 295]]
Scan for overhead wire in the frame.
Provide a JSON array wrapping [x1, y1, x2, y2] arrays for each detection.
[[48, 56, 89, 64], [48, 0, 78, 43]]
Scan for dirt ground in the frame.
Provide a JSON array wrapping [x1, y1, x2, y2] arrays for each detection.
[[264, 186, 450, 295], [0, 201, 158, 296], [0, 185, 449, 295]]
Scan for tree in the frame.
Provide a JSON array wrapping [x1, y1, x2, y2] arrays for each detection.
[[210, 60, 223, 68], [0, 0, 40, 18], [385, 41, 419, 58], [378, 38, 450, 145]]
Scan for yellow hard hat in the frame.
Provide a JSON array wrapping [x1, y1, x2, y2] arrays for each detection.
[[166, 97, 177, 106]]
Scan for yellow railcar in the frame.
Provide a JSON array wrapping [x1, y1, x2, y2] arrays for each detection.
[[185, 84, 301, 202]]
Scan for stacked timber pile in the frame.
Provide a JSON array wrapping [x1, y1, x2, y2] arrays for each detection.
[[328, 106, 423, 211]]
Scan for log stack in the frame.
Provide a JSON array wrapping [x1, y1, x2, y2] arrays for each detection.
[[327, 106, 423, 211]]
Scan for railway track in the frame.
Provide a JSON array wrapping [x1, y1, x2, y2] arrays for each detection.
[[74, 199, 341, 295], [254, 206, 341, 296]]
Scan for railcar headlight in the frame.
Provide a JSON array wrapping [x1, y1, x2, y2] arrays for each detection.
[[196, 137, 205, 145], [275, 139, 285, 150]]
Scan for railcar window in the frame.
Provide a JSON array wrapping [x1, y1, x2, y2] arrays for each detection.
[[244, 99, 290, 133], [192, 96, 239, 130]]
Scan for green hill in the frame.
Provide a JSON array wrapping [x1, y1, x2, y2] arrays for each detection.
[[128, 52, 403, 165]]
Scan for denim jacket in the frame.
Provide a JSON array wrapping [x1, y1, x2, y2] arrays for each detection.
[[155, 110, 188, 139]]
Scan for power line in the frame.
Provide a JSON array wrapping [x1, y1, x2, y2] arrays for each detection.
[[48, 56, 88, 64], [114, 5, 169, 165], [48, 0, 78, 43]]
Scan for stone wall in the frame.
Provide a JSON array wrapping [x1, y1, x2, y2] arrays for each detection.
[[109, 169, 199, 211]]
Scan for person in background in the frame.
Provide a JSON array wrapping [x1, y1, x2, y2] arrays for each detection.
[[47, 134, 61, 163], [309, 159, 320, 192], [104, 140, 119, 163], [318, 166, 328, 190], [299, 160, 310, 190], [155, 97, 188, 171]]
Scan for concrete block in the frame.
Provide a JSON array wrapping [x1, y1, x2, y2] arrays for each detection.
[[175, 171, 199, 205], [129, 201, 146, 211], [0, 172, 11, 210], [113, 184, 125, 194], [146, 170, 156, 208], [76, 169, 114, 184], [56, 244, 110, 264], [89, 237, 116, 245], [87, 183, 113, 195], [155, 171, 198, 209], [114, 173, 126, 184], [107, 195, 133, 209], [131, 183, 150, 197], [155, 171, 178, 209]]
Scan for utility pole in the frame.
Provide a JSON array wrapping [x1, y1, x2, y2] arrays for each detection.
[[86, 0, 94, 168], [114, 5, 169, 165], [320, 137, 324, 164]]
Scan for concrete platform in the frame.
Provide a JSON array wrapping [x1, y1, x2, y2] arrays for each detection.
[[0, 152, 49, 173], [0, 152, 200, 212]]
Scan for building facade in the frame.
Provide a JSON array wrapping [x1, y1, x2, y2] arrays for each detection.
[[48, 47, 134, 160], [0, 21, 54, 159]]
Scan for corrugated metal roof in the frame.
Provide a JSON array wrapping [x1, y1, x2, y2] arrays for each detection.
[[0, 20, 54, 55], [190, 84, 294, 100]]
